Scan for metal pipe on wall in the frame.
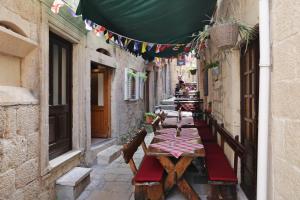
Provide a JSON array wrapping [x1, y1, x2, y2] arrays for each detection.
[[257, 0, 271, 199]]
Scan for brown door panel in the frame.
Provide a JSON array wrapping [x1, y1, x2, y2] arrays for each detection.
[[240, 37, 259, 200]]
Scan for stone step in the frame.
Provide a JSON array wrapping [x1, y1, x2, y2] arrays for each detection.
[[56, 167, 92, 200], [160, 99, 175, 105], [90, 138, 117, 161], [97, 145, 122, 165], [155, 104, 176, 111]]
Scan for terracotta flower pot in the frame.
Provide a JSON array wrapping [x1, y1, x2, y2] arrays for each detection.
[[145, 116, 154, 124]]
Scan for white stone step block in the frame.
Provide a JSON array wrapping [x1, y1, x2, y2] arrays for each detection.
[[97, 145, 122, 164], [56, 167, 92, 200]]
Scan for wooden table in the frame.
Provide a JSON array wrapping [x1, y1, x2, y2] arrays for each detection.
[[147, 136, 205, 200], [162, 117, 197, 128]]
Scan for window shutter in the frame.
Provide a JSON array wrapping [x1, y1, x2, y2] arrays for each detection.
[[139, 75, 144, 99], [135, 73, 140, 100], [124, 68, 129, 100]]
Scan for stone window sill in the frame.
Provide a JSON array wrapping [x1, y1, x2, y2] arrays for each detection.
[[48, 150, 82, 172]]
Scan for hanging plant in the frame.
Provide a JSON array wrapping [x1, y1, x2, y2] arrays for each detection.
[[127, 70, 137, 78], [203, 61, 220, 71], [190, 27, 210, 57], [209, 18, 256, 51]]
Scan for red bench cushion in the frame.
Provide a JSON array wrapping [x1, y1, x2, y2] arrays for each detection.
[[134, 156, 164, 183], [194, 119, 208, 128], [198, 127, 214, 142], [204, 143, 224, 155], [206, 154, 238, 183]]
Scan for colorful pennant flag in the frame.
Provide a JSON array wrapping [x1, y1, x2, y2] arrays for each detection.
[[142, 42, 147, 53], [51, 0, 65, 14], [147, 43, 154, 51], [134, 41, 140, 52], [84, 19, 93, 31], [156, 44, 161, 53]]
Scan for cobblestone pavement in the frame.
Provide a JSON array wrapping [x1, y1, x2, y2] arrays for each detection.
[[77, 132, 247, 200]]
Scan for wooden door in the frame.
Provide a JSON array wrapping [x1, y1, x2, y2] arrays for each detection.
[[91, 67, 111, 138], [49, 32, 72, 159], [240, 38, 259, 200]]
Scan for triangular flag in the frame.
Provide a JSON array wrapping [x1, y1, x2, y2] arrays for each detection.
[[147, 43, 154, 51], [51, 0, 64, 14], [94, 26, 105, 37], [84, 20, 93, 31], [159, 45, 167, 52], [118, 36, 124, 47], [155, 45, 161, 53], [104, 31, 109, 43], [142, 42, 147, 53], [67, 7, 79, 17], [134, 41, 140, 52]]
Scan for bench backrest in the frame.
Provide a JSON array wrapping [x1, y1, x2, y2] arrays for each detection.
[[157, 110, 166, 122], [122, 128, 147, 164]]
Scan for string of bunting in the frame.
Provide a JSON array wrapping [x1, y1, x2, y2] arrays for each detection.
[[51, 0, 192, 57]]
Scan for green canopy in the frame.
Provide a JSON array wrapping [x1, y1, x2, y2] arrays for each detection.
[[77, 0, 216, 59]]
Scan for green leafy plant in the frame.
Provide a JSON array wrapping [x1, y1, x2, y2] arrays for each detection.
[[127, 70, 137, 78], [144, 112, 157, 118], [139, 72, 147, 81], [203, 61, 219, 71]]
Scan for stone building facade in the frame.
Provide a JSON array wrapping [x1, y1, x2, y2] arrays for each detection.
[[0, 0, 159, 199], [199, 0, 300, 199]]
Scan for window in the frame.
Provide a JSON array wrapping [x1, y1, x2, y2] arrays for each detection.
[[124, 68, 140, 100]]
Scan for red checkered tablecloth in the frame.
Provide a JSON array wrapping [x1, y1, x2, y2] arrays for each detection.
[[154, 128, 200, 141], [156, 128, 198, 135], [150, 140, 204, 158]]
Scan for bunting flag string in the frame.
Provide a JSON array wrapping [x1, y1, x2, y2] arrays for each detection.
[[51, 0, 192, 59]]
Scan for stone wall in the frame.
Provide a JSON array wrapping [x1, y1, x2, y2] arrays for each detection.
[[269, 0, 300, 199], [0, 88, 40, 200]]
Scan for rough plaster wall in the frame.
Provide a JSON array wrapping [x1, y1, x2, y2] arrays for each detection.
[[111, 48, 146, 141], [270, 0, 300, 199]]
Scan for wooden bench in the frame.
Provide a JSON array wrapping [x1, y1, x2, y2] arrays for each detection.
[[121, 128, 165, 200], [203, 115, 245, 200]]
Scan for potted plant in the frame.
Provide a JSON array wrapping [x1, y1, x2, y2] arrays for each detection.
[[144, 112, 157, 124], [203, 61, 219, 72], [209, 18, 256, 50]]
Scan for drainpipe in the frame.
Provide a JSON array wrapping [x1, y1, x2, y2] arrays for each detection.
[[257, 0, 271, 199]]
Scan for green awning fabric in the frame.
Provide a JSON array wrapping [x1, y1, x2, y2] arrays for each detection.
[[77, 0, 216, 59]]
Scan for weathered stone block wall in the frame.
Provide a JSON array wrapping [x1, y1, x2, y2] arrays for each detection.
[[0, 104, 39, 200], [269, 0, 300, 199]]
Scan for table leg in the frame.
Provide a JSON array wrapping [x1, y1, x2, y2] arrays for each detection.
[[157, 156, 176, 193], [178, 179, 200, 200], [157, 156, 201, 200]]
